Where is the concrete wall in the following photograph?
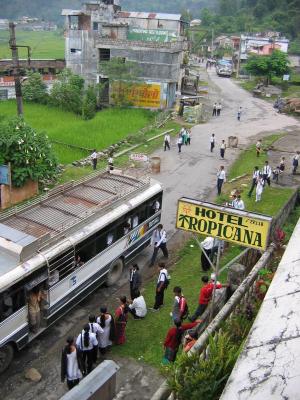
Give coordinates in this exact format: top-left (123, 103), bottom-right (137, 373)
top-left (0, 180), bottom-right (38, 209)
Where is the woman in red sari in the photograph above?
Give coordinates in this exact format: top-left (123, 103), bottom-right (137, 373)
top-left (115, 296), bottom-right (128, 345)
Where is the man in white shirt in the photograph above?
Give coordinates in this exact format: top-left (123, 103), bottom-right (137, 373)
top-left (152, 262), bottom-right (169, 310)
top-left (150, 224), bottom-right (168, 266)
top-left (210, 133), bottom-right (215, 152)
top-left (164, 133), bottom-right (171, 151)
top-left (91, 149), bottom-right (98, 170)
top-left (248, 166), bottom-right (260, 197)
top-left (88, 315), bottom-right (103, 362)
top-left (201, 236), bottom-right (214, 271)
top-left (217, 166), bottom-right (226, 195)
top-left (262, 161), bottom-right (272, 186)
top-left (220, 140), bottom-right (226, 159)
top-left (235, 195), bottom-right (245, 210)
top-left (128, 290), bottom-right (147, 319)
top-left (176, 135), bottom-right (183, 153)
top-left (76, 324), bottom-right (98, 375)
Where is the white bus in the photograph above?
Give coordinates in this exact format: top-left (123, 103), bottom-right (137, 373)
top-left (0, 170), bottom-right (163, 372)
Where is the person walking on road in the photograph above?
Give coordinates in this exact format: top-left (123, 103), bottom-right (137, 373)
top-left (212, 103), bottom-right (217, 117)
top-left (76, 324), bottom-right (98, 375)
top-left (186, 129), bottom-right (191, 145)
top-left (176, 135), bottom-right (183, 153)
top-left (61, 336), bottom-right (83, 390)
top-left (220, 139), bottom-right (226, 159)
top-left (150, 224), bottom-right (168, 266)
top-left (164, 133), bottom-right (171, 151)
top-left (210, 133), bottom-right (215, 152)
top-left (262, 161), bottom-right (272, 186)
top-left (129, 264), bottom-right (142, 300)
top-left (217, 166), bottom-right (226, 195)
top-left (237, 106), bottom-right (242, 121)
top-left (292, 151), bottom-right (300, 175)
top-left (216, 102), bottom-right (222, 116)
top-left (91, 149), bottom-right (98, 170)
top-left (248, 166), bottom-right (260, 197)
top-left (152, 262), bottom-right (169, 311)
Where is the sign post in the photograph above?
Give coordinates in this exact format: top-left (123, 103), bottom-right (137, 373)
top-left (176, 197), bottom-right (272, 321)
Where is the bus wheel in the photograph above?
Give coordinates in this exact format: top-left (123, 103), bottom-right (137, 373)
top-left (106, 258), bottom-right (124, 286)
top-left (0, 344), bottom-right (14, 373)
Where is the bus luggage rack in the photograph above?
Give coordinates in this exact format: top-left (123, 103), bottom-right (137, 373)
top-left (0, 170), bottom-right (150, 242)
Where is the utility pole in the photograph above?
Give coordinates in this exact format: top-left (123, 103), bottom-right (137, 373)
top-left (211, 28), bottom-right (214, 58)
top-left (9, 22), bottom-right (23, 116)
top-left (236, 34), bottom-right (242, 79)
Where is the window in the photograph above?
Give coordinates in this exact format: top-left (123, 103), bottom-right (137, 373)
top-left (0, 89), bottom-right (8, 100)
top-left (93, 22), bottom-right (99, 31)
top-left (99, 48), bottom-right (110, 62)
top-left (48, 247), bottom-right (75, 282)
top-left (70, 48), bottom-right (82, 54)
top-left (0, 283), bottom-right (25, 322)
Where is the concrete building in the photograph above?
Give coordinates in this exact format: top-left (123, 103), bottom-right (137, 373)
top-left (240, 34), bottom-right (289, 60)
top-left (62, 1), bottom-right (188, 109)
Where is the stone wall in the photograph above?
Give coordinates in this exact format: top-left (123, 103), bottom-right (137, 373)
top-left (0, 180), bottom-right (38, 209)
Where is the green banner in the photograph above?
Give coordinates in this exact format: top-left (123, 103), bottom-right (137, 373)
top-left (127, 28), bottom-right (177, 43)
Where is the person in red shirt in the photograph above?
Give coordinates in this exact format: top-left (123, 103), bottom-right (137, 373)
top-left (188, 275), bottom-right (223, 322)
top-left (163, 319), bottom-right (200, 363)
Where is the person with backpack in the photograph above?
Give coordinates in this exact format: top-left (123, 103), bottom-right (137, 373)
top-left (152, 262), bottom-right (170, 311)
top-left (97, 307), bottom-right (115, 356)
top-left (163, 319), bottom-right (198, 363)
top-left (61, 336), bottom-right (83, 390)
top-left (88, 315), bottom-right (103, 362)
top-left (171, 287), bottom-right (188, 321)
top-left (76, 324), bottom-right (98, 375)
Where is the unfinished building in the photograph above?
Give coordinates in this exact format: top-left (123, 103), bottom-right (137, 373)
top-left (62, 1), bottom-right (188, 109)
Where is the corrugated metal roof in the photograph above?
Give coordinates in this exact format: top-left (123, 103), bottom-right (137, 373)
top-left (117, 11), bottom-right (182, 21)
top-left (61, 9), bottom-right (85, 16)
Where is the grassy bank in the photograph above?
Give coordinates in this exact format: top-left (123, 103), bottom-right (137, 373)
top-left (0, 30), bottom-right (64, 59)
top-left (0, 101), bottom-right (155, 164)
top-left (110, 132), bottom-right (295, 367)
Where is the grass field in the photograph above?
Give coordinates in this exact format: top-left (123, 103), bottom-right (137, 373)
top-left (0, 101), bottom-right (155, 163)
top-left (0, 30), bottom-right (64, 59)
top-left (110, 132), bottom-right (296, 367)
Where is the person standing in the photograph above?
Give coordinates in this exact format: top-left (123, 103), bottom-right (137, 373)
top-left (279, 156), bottom-right (285, 172)
top-left (115, 296), bottom-right (128, 345)
top-left (171, 287), bottom-right (188, 321)
top-left (164, 133), bottom-right (171, 151)
top-left (61, 337), bottom-right (83, 390)
top-left (186, 129), bottom-right (191, 145)
top-left (262, 161), bottom-right (272, 186)
top-left (216, 102), bottom-right (222, 116)
top-left (76, 324), bottom-right (98, 375)
top-left (200, 236), bottom-right (214, 271)
top-left (176, 135), bottom-right (183, 153)
top-left (189, 276), bottom-right (223, 322)
top-left (91, 149), bottom-right (98, 170)
top-left (212, 103), bottom-right (217, 117)
top-left (217, 166), bottom-right (226, 195)
top-left (152, 262), bottom-right (169, 311)
top-left (97, 307), bottom-right (115, 355)
top-left (28, 287), bottom-right (43, 333)
top-left (292, 151), bottom-right (300, 175)
top-left (256, 140), bottom-right (262, 157)
top-left (88, 315), bottom-right (103, 363)
top-left (128, 290), bottom-right (147, 319)
top-left (210, 133), bottom-right (215, 152)
top-left (255, 176), bottom-right (264, 202)
top-left (220, 140), bottom-right (226, 159)
top-left (150, 224), bottom-right (168, 266)
top-left (248, 166), bottom-right (260, 197)
top-left (129, 264), bottom-right (141, 300)
top-left (107, 154), bottom-right (114, 172)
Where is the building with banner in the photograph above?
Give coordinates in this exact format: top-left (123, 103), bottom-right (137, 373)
top-left (62, 1), bottom-right (188, 109)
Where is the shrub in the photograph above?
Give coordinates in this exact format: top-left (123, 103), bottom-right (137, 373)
top-left (82, 85), bottom-right (97, 120)
top-left (0, 117), bottom-right (57, 187)
top-left (22, 71), bottom-right (48, 104)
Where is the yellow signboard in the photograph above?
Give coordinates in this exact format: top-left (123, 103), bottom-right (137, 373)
top-left (111, 82), bottom-right (161, 108)
top-left (176, 198), bottom-right (272, 251)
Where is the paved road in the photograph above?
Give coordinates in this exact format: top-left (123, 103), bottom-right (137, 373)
top-left (0, 68), bottom-right (298, 400)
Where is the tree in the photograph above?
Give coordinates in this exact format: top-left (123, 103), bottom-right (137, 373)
top-left (22, 71), bottom-right (48, 104)
top-left (82, 85), bottom-right (98, 120)
top-left (99, 57), bottom-right (141, 106)
top-left (245, 50), bottom-right (289, 84)
top-left (49, 69), bottom-right (84, 115)
top-left (0, 117), bottom-right (57, 187)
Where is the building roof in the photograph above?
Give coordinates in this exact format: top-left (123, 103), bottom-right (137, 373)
top-left (117, 11), bottom-right (182, 21)
top-left (61, 9), bottom-right (85, 16)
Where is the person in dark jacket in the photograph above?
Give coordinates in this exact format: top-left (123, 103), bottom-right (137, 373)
top-left (129, 264), bottom-right (142, 299)
top-left (61, 337), bottom-right (83, 390)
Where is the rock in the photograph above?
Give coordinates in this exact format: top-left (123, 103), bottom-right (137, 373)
top-left (25, 368), bottom-right (42, 382)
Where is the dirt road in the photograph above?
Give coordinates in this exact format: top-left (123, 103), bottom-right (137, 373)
top-left (0, 66), bottom-right (299, 400)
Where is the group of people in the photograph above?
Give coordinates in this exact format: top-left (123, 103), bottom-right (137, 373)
top-left (212, 102), bottom-right (222, 117)
top-left (164, 127), bottom-right (191, 153)
top-left (210, 133), bottom-right (227, 159)
top-left (90, 149), bottom-right (114, 172)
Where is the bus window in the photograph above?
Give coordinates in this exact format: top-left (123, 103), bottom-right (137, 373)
top-left (106, 233), bottom-right (114, 246)
top-left (0, 285), bottom-right (25, 322)
top-left (74, 254), bottom-right (84, 268)
top-left (123, 222), bottom-right (131, 235)
top-left (48, 248), bottom-right (75, 281)
top-left (132, 215), bottom-right (139, 228)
